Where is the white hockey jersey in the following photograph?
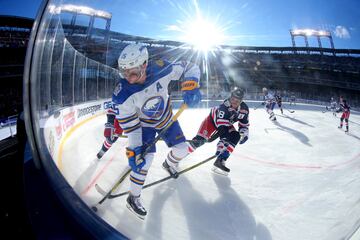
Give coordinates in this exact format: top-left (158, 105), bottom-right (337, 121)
top-left (264, 91), bottom-right (276, 104)
top-left (112, 59), bottom-right (200, 147)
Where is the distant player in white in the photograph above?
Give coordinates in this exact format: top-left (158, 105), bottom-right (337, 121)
top-left (112, 44), bottom-right (201, 219)
top-left (289, 93), bottom-right (296, 106)
top-left (262, 87), bottom-right (277, 121)
top-left (326, 97), bottom-right (337, 116)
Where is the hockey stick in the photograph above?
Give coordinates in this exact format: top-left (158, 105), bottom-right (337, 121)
top-left (96, 154), bottom-right (218, 199)
top-left (91, 103), bottom-right (188, 211)
top-left (283, 105), bottom-right (295, 113)
top-left (253, 102), bottom-right (264, 110)
top-left (322, 106), bottom-right (330, 113)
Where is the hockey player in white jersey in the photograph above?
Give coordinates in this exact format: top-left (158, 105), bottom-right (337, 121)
top-left (112, 43), bottom-right (201, 219)
top-left (326, 97), bottom-right (337, 116)
top-left (262, 87), bottom-right (277, 121)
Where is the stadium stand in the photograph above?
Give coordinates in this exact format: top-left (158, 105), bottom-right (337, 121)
top-left (0, 16), bottom-right (32, 122)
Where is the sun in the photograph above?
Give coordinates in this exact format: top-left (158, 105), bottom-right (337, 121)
top-left (183, 17), bottom-right (226, 52)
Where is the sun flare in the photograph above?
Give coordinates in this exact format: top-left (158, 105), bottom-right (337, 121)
top-left (183, 17), bottom-right (226, 52)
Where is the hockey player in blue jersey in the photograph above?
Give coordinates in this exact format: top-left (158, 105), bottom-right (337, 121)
top-left (189, 88), bottom-right (249, 175)
top-left (275, 92), bottom-right (283, 114)
top-left (112, 43), bottom-right (201, 219)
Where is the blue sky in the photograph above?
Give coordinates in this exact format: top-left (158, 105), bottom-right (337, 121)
top-left (1, 0), bottom-right (360, 49)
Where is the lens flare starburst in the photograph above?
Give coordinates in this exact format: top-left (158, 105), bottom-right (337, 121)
top-left (183, 17), bottom-right (226, 52)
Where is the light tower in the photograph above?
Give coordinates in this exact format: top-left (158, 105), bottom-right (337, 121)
top-left (290, 29), bottom-right (335, 55)
top-left (58, 4), bottom-right (112, 42)
top-left (49, 4), bottom-right (112, 63)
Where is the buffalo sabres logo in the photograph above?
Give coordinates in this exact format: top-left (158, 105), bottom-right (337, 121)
top-left (141, 96), bottom-right (165, 118)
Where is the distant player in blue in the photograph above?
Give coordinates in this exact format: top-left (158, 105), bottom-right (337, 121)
top-left (275, 92), bottom-right (283, 114)
top-left (112, 44), bottom-right (201, 219)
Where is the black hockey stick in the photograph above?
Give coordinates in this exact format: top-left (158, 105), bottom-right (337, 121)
top-left (283, 105), bottom-right (295, 113)
top-left (91, 103), bottom-right (188, 211)
top-left (96, 154), bottom-right (218, 199)
top-left (322, 106), bottom-right (330, 113)
top-left (253, 102), bottom-right (264, 110)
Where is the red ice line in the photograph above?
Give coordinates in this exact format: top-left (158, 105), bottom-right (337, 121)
top-left (241, 152), bottom-right (360, 170)
top-left (240, 152), bottom-right (360, 216)
top-left (81, 155), bottom-right (115, 196)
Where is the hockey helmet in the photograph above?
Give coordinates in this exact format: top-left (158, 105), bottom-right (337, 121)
top-left (262, 87), bottom-right (268, 93)
top-left (118, 44), bottom-right (148, 79)
top-left (231, 88), bottom-right (245, 100)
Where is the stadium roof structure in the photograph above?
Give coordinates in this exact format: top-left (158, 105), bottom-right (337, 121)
top-left (290, 28), bottom-right (335, 54)
top-left (0, 15), bottom-right (33, 29)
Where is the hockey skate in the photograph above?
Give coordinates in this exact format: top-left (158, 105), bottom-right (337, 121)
top-left (96, 149), bottom-right (105, 159)
top-left (269, 112), bottom-right (276, 121)
top-left (162, 161), bottom-right (179, 179)
top-left (269, 115), bottom-right (276, 121)
top-left (212, 158), bottom-right (230, 176)
top-left (126, 194), bottom-right (147, 220)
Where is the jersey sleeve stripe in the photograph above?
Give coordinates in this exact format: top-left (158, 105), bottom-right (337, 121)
top-left (183, 76), bottom-right (199, 83)
top-left (118, 113), bottom-right (138, 124)
top-left (155, 109), bottom-right (173, 129)
top-left (239, 122), bottom-right (249, 127)
top-left (122, 122), bottom-right (141, 133)
top-left (130, 175), bottom-right (145, 185)
top-left (215, 120), bottom-right (231, 127)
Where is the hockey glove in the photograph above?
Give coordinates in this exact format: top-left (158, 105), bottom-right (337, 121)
top-left (182, 89), bottom-right (201, 107)
top-left (261, 101), bottom-right (265, 105)
top-left (239, 128), bottom-right (249, 144)
top-left (104, 122), bottom-right (115, 141)
top-left (181, 80), bottom-right (201, 107)
top-left (126, 146), bottom-right (146, 173)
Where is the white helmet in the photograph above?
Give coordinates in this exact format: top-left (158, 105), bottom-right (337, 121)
top-left (262, 87), bottom-right (268, 93)
top-left (118, 44), bottom-right (148, 73)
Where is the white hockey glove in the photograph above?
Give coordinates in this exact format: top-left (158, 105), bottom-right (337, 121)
top-left (239, 128), bottom-right (249, 144)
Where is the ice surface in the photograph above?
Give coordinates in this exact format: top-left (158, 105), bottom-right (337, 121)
top-left (59, 103), bottom-right (360, 240)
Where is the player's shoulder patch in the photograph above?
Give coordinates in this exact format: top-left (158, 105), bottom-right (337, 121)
top-left (113, 82), bottom-right (122, 96)
top-left (155, 59), bottom-right (164, 67)
top-left (112, 81), bottom-right (130, 105)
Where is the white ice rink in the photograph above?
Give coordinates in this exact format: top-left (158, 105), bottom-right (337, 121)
top-left (57, 103), bottom-right (360, 240)
top-left (0, 125), bottom-right (16, 141)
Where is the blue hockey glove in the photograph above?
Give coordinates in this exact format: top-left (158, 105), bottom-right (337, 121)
top-left (239, 128), bottom-right (249, 144)
top-left (126, 146), bottom-right (146, 173)
top-left (182, 88), bottom-right (201, 107)
top-left (181, 80), bottom-right (201, 107)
